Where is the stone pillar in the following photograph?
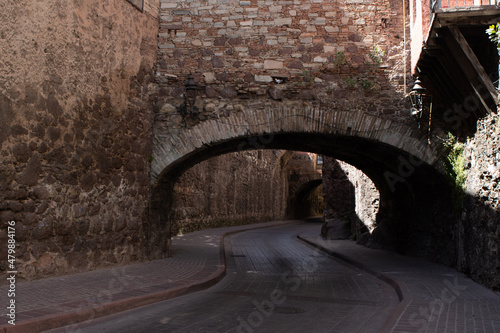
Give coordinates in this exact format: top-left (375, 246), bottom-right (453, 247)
top-left (321, 157), bottom-right (355, 239)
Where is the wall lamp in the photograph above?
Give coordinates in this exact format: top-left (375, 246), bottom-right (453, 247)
top-left (178, 74), bottom-right (200, 121)
top-left (408, 79), bottom-right (426, 124)
top-left (408, 78), bottom-right (433, 144)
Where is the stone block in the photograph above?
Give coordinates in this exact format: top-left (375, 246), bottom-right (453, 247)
top-left (161, 2), bottom-right (178, 9)
top-left (274, 17), bottom-right (292, 26)
top-left (314, 56), bottom-right (328, 63)
top-left (264, 60), bottom-right (283, 69)
top-left (325, 26), bottom-right (339, 33)
top-left (159, 44), bottom-right (176, 49)
top-left (203, 72), bottom-right (216, 83)
top-left (255, 75), bottom-right (273, 82)
top-left (324, 45), bottom-right (336, 53)
top-left (314, 17), bottom-right (326, 25)
top-left (235, 46), bottom-right (249, 52)
top-left (173, 10), bottom-right (191, 15)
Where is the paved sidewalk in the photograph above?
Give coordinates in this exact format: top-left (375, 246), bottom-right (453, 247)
top-left (298, 230), bottom-right (500, 333)
top-left (0, 220), bottom-right (297, 333)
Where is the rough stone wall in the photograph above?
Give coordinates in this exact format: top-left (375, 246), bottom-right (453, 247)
top-left (171, 150), bottom-right (289, 235)
top-left (0, 0), bottom-right (158, 281)
top-left (461, 114), bottom-right (500, 290)
top-left (321, 157), bottom-right (356, 239)
top-left (285, 152), bottom-right (323, 219)
top-left (322, 157), bottom-right (379, 240)
top-left (156, 0), bottom-right (410, 125)
top-left (341, 160), bottom-right (379, 233)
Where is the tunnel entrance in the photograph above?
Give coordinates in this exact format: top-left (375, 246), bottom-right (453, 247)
top-left (150, 115), bottom-right (456, 268)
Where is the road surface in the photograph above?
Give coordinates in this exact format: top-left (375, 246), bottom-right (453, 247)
top-left (49, 223), bottom-right (398, 333)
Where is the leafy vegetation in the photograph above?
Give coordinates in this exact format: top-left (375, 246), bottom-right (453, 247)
top-left (486, 22), bottom-right (500, 51)
top-left (361, 79), bottom-right (373, 90)
top-left (345, 77), bottom-right (356, 88)
top-left (334, 51), bottom-right (345, 66)
top-left (302, 70), bottom-right (315, 84)
top-left (368, 45), bottom-right (385, 64)
top-left (443, 133), bottom-right (467, 213)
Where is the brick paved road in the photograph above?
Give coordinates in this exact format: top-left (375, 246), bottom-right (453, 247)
top-left (298, 229), bottom-right (500, 333)
top-left (47, 223), bottom-right (399, 332)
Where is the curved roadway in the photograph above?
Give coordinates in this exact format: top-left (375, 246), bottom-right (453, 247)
top-left (51, 223), bottom-right (399, 332)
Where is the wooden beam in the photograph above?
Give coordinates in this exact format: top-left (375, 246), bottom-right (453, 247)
top-left (436, 8), bottom-right (500, 26)
top-left (434, 37), bottom-right (477, 99)
top-left (443, 26), bottom-right (498, 112)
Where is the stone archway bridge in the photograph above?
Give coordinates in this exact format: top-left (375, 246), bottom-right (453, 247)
top-left (151, 101), bottom-right (444, 183)
top-left (148, 100), bottom-right (455, 265)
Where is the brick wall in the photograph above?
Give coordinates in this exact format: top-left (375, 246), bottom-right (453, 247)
top-left (157, 0), bottom-right (409, 117)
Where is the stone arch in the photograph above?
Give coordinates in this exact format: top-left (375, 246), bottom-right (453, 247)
top-left (149, 104), bottom-right (455, 265)
top-left (151, 104), bottom-right (445, 182)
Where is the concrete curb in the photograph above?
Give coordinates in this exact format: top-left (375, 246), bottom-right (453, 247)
top-left (296, 234), bottom-right (412, 333)
top-left (0, 220), bottom-right (299, 333)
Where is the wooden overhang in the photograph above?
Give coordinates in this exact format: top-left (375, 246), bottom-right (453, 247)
top-left (414, 6), bottom-right (500, 134)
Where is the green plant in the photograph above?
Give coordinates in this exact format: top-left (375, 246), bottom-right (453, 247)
top-left (302, 70), bottom-right (315, 84)
top-left (443, 133), bottom-right (467, 214)
top-left (148, 155), bottom-right (154, 163)
top-left (334, 52), bottom-right (345, 66)
top-left (345, 77), bottom-right (356, 88)
top-left (486, 22), bottom-right (500, 51)
top-left (361, 79), bottom-right (373, 90)
top-left (368, 45), bottom-right (385, 64)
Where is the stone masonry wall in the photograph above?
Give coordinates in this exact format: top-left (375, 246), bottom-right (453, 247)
top-left (321, 157), bottom-right (355, 239)
top-left (322, 157), bottom-right (379, 240)
top-left (156, 0), bottom-right (411, 127)
top-left (171, 150), bottom-right (289, 235)
top-left (0, 0), bottom-right (159, 281)
top-left (285, 152), bottom-right (323, 219)
top-left (461, 114), bottom-right (500, 290)
top-left (341, 160), bottom-right (379, 233)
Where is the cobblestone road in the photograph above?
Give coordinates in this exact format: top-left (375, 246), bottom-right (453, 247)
top-left (49, 223), bottom-right (398, 333)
